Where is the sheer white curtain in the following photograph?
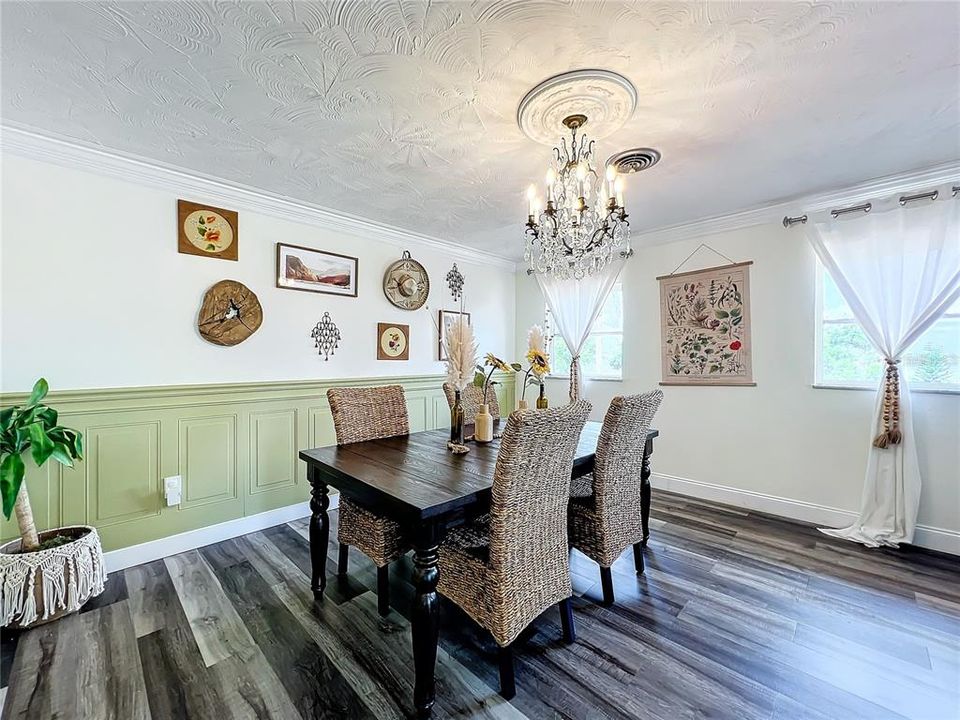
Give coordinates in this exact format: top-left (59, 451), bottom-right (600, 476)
top-left (536, 257), bottom-right (625, 401)
top-left (805, 190), bottom-right (960, 547)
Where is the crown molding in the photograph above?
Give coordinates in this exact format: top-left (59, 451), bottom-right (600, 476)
top-left (4, 124), bottom-right (957, 264)
top-left (0, 124), bottom-right (517, 271)
top-left (634, 159), bottom-right (960, 246)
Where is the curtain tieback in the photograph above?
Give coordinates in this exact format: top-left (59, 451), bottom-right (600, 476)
top-left (569, 355), bottom-right (582, 402)
top-left (873, 358), bottom-right (903, 449)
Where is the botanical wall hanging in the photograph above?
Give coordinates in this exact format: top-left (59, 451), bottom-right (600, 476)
top-left (277, 243), bottom-right (358, 297)
top-left (377, 323), bottom-right (410, 360)
top-left (177, 199), bottom-right (238, 261)
top-left (658, 260), bottom-right (754, 386)
top-left (383, 251), bottom-right (430, 310)
top-left (197, 279), bottom-right (263, 346)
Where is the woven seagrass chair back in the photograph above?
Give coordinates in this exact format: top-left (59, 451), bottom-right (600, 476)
top-left (487, 400), bottom-right (591, 638)
top-left (442, 383), bottom-right (501, 425)
top-left (326, 385), bottom-right (409, 445)
top-left (593, 391), bottom-right (663, 512)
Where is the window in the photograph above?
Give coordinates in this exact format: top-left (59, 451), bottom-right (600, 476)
top-left (817, 268), bottom-right (960, 391)
top-left (545, 284), bottom-right (623, 380)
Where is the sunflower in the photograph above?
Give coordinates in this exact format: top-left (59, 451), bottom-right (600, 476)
top-left (526, 349), bottom-right (550, 377)
top-left (484, 353), bottom-right (512, 373)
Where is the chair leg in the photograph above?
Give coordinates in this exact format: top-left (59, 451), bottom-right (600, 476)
top-left (633, 542), bottom-right (645, 575)
top-left (498, 645), bottom-right (516, 699)
top-left (337, 543), bottom-right (349, 576)
top-left (599, 566), bottom-right (615, 606)
top-left (377, 564), bottom-right (390, 617)
top-left (559, 598), bottom-right (576, 643)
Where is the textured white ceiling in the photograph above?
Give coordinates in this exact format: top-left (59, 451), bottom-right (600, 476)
top-left (2, 1), bottom-right (958, 258)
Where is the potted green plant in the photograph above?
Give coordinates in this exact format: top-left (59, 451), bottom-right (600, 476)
top-left (0, 378), bottom-right (105, 628)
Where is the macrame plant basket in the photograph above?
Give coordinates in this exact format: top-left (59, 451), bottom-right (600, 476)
top-left (0, 525), bottom-right (106, 629)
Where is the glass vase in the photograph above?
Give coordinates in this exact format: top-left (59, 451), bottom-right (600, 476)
top-left (450, 390), bottom-right (465, 445)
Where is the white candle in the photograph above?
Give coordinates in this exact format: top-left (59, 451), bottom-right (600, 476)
top-left (615, 177), bottom-right (625, 207)
top-left (606, 165), bottom-right (617, 198)
top-left (527, 184), bottom-right (536, 216)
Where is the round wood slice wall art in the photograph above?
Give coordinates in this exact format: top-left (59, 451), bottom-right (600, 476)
top-left (197, 279), bottom-right (263, 346)
top-left (383, 250), bottom-right (430, 310)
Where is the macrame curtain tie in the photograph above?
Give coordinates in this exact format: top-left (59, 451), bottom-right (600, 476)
top-left (569, 356), bottom-right (582, 402)
top-left (873, 358), bottom-right (903, 449)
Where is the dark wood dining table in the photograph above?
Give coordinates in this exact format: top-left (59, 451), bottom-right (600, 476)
top-left (299, 421), bottom-right (658, 717)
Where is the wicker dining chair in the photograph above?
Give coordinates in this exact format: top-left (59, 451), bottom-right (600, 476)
top-left (437, 400), bottom-right (592, 699)
top-left (569, 390), bottom-right (663, 605)
top-left (326, 385), bottom-right (412, 616)
top-left (442, 382), bottom-right (501, 425)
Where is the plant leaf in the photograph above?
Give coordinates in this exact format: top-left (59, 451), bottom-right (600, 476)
top-left (26, 422), bottom-right (55, 466)
top-left (50, 443), bottom-right (75, 468)
top-left (0, 452), bottom-right (25, 520)
top-left (27, 378), bottom-right (48, 405)
top-left (510, 363), bottom-right (523, 372)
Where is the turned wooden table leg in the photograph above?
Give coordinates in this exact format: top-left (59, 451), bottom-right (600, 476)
top-left (308, 466), bottom-right (330, 598)
top-left (640, 436), bottom-right (653, 548)
top-left (412, 523), bottom-right (440, 718)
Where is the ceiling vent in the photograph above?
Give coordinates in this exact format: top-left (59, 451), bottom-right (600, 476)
top-left (607, 148), bottom-right (661, 174)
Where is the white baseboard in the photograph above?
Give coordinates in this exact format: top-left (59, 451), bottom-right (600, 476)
top-left (104, 495), bottom-right (339, 573)
top-left (653, 472), bottom-right (960, 556)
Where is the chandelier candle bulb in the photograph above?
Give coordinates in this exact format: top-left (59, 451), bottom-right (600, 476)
top-left (615, 177), bottom-right (625, 207)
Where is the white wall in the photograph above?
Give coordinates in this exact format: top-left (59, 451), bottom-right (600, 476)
top-left (0, 154), bottom-right (516, 392)
top-left (516, 223), bottom-right (960, 551)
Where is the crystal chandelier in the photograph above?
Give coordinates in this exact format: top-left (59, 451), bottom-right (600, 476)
top-left (524, 114), bottom-right (631, 280)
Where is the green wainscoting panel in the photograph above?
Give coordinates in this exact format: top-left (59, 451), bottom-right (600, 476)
top-left (0, 373), bottom-right (515, 552)
top-left (178, 414), bottom-right (238, 509)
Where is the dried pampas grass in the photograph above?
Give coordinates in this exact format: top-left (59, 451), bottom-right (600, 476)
top-left (443, 316), bottom-right (478, 391)
top-left (527, 324), bottom-right (547, 354)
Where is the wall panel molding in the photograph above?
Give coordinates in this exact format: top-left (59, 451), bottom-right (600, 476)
top-left (0, 373), bottom-right (514, 552)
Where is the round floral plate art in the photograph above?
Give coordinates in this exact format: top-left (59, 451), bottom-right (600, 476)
top-left (377, 323), bottom-right (410, 360)
top-left (177, 199), bottom-right (239, 261)
top-left (185, 209), bottom-right (234, 254)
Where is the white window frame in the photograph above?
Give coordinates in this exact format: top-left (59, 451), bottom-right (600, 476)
top-left (544, 283), bottom-right (624, 382)
top-left (814, 263), bottom-right (960, 395)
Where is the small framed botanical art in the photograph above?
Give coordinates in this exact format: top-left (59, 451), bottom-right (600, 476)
top-left (377, 323), bottom-right (409, 361)
top-left (438, 310), bottom-right (471, 361)
top-left (178, 200), bottom-right (238, 261)
top-left (277, 243), bottom-right (358, 297)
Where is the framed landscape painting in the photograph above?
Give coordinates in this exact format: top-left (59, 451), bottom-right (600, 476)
top-left (658, 261), bottom-right (755, 386)
top-left (276, 243), bottom-right (358, 297)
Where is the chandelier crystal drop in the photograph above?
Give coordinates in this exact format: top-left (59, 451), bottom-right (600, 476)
top-left (524, 114), bottom-right (631, 280)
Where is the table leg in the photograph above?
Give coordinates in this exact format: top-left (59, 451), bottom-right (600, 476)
top-left (308, 466), bottom-right (330, 598)
top-left (640, 436), bottom-right (653, 548)
top-left (411, 523), bottom-right (440, 718)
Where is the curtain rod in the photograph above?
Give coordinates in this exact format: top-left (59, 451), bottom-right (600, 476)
top-left (782, 184), bottom-right (958, 228)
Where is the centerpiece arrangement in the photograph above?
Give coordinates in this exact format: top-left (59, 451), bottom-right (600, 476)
top-left (441, 314), bottom-right (478, 453)
top-left (473, 354), bottom-right (521, 442)
top-left (518, 324), bottom-right (551, 410)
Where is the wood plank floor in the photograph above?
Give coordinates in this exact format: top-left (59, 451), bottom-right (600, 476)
top-left (2, 491), bottom-right (958, 719)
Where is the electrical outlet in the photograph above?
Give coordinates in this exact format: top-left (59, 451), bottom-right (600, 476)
top-left (164, 475), bottom-right (182, 507)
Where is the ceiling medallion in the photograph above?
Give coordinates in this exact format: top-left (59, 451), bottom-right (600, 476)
top-left (383, 250), bottom-right (430, 310)
top-left (517, 69), bottom-right (637, 145)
